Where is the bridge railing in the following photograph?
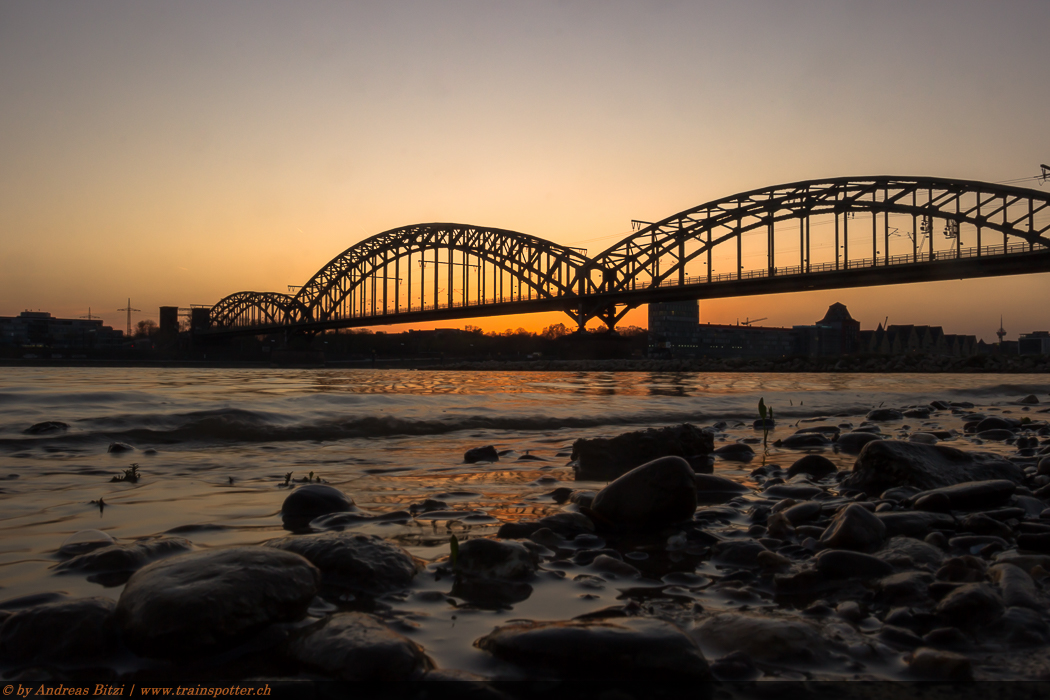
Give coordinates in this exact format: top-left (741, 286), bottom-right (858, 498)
top-left (653, 240), bottom-right (1046, 289)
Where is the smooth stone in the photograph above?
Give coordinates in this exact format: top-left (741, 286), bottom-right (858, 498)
top-left (476, 617), bottom-right (711, 680)
top-left (571, 424), bottom-right (714, 481)
top-left (978, 429), bottom-right (1015, 441)
top-left (876, 536), bottom-right (946, 568)
top-left (867, 409), bottom-right (904, 421)
top-left (265, 532), bottom-right (419, 595)
top-left (835, 432), bottom-right (883, 454)
top-left (992, 606), bottom-right (1050, 647)
top-left (24, 421), bottom-right (69, 434)
top-left (779, 433), bottom-right (831, 449)
top-left (454, 538), bottom-right (536, 580)
top-left (795, 425), bottom-right (841, 436)
top-left (959, 513), bottom-right (1014, 539)
top-left (904, 408), bottom-right (932, 419)
top-left (787, 455), bottom-right (837, 479)
top-left (58, 530), bottom-right (115, 557)
top-left (54, 536), bottom-right (193, 582)
top-left (877, 572), bottom-right (935, 605)
top-left (590, 456), bottom-right (697, 532)
top-left (115, 546), bottom-right (320, 658)
top-left (694, 474), bottom-right (750, 494)
top-left (782, 501), bottom-right (822, 525)
top-left (1019, 395), bottom-right (1040, 405)
top-left (752, 418), bottom-right (776, 430)
top-left (907, 647), bottom-right (973, 680)
top-left (288, 612), bottom-right (431, 681)
top-left (815, 549), bottom-right (895, 579)
top-left (464, 445), bottom-right (499, 463)
top-left (1037, 456), bottom-right (1050, 476)
top-left (909, 433), bottom-right (939, 445)
top-left (711, 443), bottom-right (755, 463)
top-left (976, 417), bottom-right (1019, 432)
top-left (877, 511), bottom-right (955, 538)
top-left (819, 503), bottom-right (886, 552)
top-left (908, 480), bottom-right (1018, 511)
top-left (107, 442), bottom-right (133, 453)
top-left (535, 511), bottom-right (595, 536)
top-left (935, 583), bottom-right (1005, 627)
top-left (949, 535), bottom-right (1009, 553)
top-left (763, 484), bottom-right (823, 500)
top-left (913, 492), bottom-right (952, 513)
top-left (712, 540), bottom-right (768, 567)
top-left (988, 563), bottom-right (1041, 610)
top-left (880, 624), bottom-right (924, 648)
top-left (589, 555), bottom-right (640, 578)
top-left (0, 597), bottom-right (116, 664)
top-left (691, 613), bottom-right (831, 664)
top-left (281, 484), bottom-right (355, 525)
top-left (844, 440), bottom-right (1023, 495)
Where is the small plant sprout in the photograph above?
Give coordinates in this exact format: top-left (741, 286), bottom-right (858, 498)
top-left (758, 398), bottom-right (773, 448)
top-left (283, 472), bottom-right (293, 486)
top-left (449, 534), bottom-right (460, 571)
top-left (111, 464), bottom-right (140, 483)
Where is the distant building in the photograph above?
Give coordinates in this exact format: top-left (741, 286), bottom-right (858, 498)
top-left (0, 311), bottom-right (124, 349)
top-left (857, 324), bottom-right (976, 357)
top-left (1019, 331), bottom-right (1050, 356)
top-left (648, 300), bottom-right (701, 356)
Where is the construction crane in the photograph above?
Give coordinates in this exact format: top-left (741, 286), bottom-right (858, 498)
top-left (117, 298), bottom-right (140, 337)
top-left (740, 317), bottom-right (768, 326)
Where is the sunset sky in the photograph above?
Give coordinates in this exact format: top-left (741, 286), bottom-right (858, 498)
top-left (2, 1), bottom-right (1048, 341)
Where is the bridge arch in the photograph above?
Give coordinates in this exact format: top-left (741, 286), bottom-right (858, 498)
top-left (291, 223), bottom-right (599, 324)
top-left (210, 291), bottom-right (311, 329)
top-left (594, 176), bottom-right (1050, 294)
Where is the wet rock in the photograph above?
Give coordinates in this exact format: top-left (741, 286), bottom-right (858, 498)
top-left (753, 418), bottom-right (775, 430)
top-left (310, 510), bottom-right (413, 530)
top-left (24, 421), bottom-right (69, 435)
top-left (281, 484), bottom-right (356, 526)
top-left (476, 617), bottom-right (711, 680)
top-left (978, 429), bottom-right (1015, 441)
top-left (921, 627), bottom-right (971, 651)
top-left (58, 529), bottom-right (115, 557)
top-left (691, 612), bottom-right (830, 664)
top-left (54, 536), bottom-right (193, 582)
top-left (992, 606), bottom-right (1050, 646)
top-left (709, 651), bottom-right (759, 680)
top-left (876, 536), bottom-right (946, 568)
top-left (907, 647), bottom-right (973, 680)
top-left (909, 433), bottom-right (939, 445)
top-left (1019, 395), bottom-right (1040, 405)
top-left (904, 408), bottom-right (932, 419)
top-left (763, 484), bottom-right (823, 500)
top-left (288, 612), bottom-right (431, 680)
top-left (989, 563), bottom-right (1041, 610)
top-left (935, 583), bottom-right (1004, 627)
top-left (590, 555), bottom-right (640, 578)
top-left (877, 511), bottom-right (955, 538)
top-left (712, 443), bottom-right (755, 461)
top-left (1038, 456), bottom-right (1050, 476)
top-left (844, 440), bottom-right (1023, 495)
top-left (908, 480), bottom-right (1017, 511)
top-left (880, 624), bottom-right (924, 648)
top-left (819, 503), bottom-right (886, 552)
top-left (712, 538), bottom-right (768, 566)
top-left (410, 498), bottom-right (450, 514)
top-left (782, 500), bottom-right (822, 525)
top-left (455, 538), bottom-right (536, 580)
top-left (913, 492), bottom-right (952, 513)
top-left (590, 456), bottom-right (697, 532)
top-left (835, 432), bottom-right (883, 454)
top-left (0, 597), bottom-right (116, 664)
top-left (571, 424), bottom-right (714, 481)
top-left (976, 416), bottom-right (1019, 432)
top-left (779, 433), bottom-right (831, 449)
top-left (867, 408), bottom-right (903, 421)
top-left (115, 546), bottom-right (320, 658)
top-left (265, 532), bottom-right (419, 595)
top-left (535, 511), bottom-right (594, 537)
top-left (107, 442), bottom-right (133, 453)
top-left (959, 513), bottom-right (1014, 539)
top-left (694, 474), bottom-right (750, 504)
top-left (787, 455), bottom-right (837, 479)
top-left (877, 572), bottom-right (935, 605)
top-left (814, 549), bottom-right (895, 579)
top-left (464, 446), bottom-right (499, 463)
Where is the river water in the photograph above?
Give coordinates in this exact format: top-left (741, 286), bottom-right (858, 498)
top-left (0, 367), bottom-right (1047, 680)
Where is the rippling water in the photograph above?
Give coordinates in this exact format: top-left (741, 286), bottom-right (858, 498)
top-left (0, 367), bottom-right (1047, 679)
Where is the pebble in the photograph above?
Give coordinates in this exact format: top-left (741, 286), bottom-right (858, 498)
top-left (0, 597), bottom-right (117, 664)
top-left (691, 612), bottom-right (832, 664)
top-left (910, 480), bottom-right (1018, 511)
top-left (815, 549), bottom-right (895, 579)
top-left (288, 612), bottom-right (432, 680)
top-left (835, 432), bottom-right (883, 454)
top-left (464, 445), bottom-right (499, 463)
top-left (845, 440), bottom-right (1023, 494)
top-left (475, 617), bottom-right (711, 680)
top-left (571, 424), bottom-right (714, 481)
top-left (907, 647), bottom-right (973, 680)
top-left (115, 546), bottom-right (320, 658)
top-left (786, 454), bottom-right (837, 479)
top-left (265, 531), bottom-right (420, 595)
top-left (935, 583), bottom-right (1005, 627)
top-left (54, 536), bottom-right (193, 578)
top-left (590, 456), bottom-right (698, 532)
top-left (867, 409), bottom-right (904, 421)
top-left (453, 538), bottom-right (537, 580)
top-left (819, 503), bottom-right (887, 552)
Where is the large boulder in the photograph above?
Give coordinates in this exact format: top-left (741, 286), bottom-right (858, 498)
top-left (572, 424), bottom-right (714, 481)
top-left (589, 456), bottom-right (697, 532)
top-left (265, 532), bottom-right (420, 596)
top-left (115, 546), bottom-right (320, 658)
top-left (843, 441), bottom-right (1023, 495)
top-left (288, 612), bottom-right (432, 681)
top-left (281, 484), bottom-right (356, 527)
top-left (475, 617), bottom-right (710, 680)
top-left (454, 538), bottom-right (537, 580)
top-left (0, 597), bottom-right (117, 664)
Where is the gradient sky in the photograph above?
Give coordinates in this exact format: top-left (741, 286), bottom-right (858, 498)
top-left (2, 1), bottom-right (1048, 340)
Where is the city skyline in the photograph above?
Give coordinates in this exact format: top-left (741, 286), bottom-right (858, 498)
top-left (2, 1), bottom-right (1048, 339)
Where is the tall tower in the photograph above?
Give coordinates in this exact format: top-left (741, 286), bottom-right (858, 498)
top-left (996, 316), bottom-right (1006, 346)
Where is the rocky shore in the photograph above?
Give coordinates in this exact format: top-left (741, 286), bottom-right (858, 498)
top-left (3, 393), bottom-right (1050, 689)
top-left (427, 354), bottom-right (1050, 374)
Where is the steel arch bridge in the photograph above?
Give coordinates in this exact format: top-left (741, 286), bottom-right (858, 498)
top-left (203, 175), bottom-right (1050, 336)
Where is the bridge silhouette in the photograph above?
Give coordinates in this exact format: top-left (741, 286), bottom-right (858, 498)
top-left (204, 176), bottom-right (1050, 337)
